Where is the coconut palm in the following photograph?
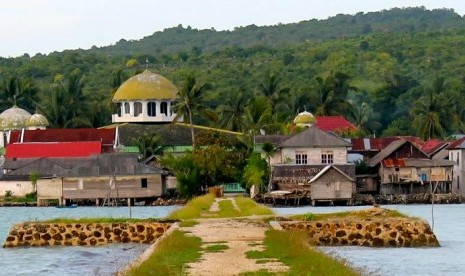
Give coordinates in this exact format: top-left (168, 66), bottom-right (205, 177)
top-left (259, 71), bottom-right (290, 110)
top-left (41, 73), bottom-right (91, 128)
top-left (0, 76), bottom-right (39, 111)
top-left (131, 133), bottom-right (165, 160)
top-left (314, 72), bottom-right (354, 116)
top-left (174, 74), bottom-right (212, 147)
top-left (218, 89), bottom-right (248, 131)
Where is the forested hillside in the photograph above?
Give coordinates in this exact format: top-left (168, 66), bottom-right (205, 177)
top-left (0, 7), bottom-right (465, 140)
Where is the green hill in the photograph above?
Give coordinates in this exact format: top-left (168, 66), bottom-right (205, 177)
top-left (0, 7), bottom-right (464, 139)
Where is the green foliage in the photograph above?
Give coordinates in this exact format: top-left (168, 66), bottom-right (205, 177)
top-left (161, 153), bottom-right (202, 197)
top-left (130, 133), bottom-right (164, 160)
top-left (303, 213), bottom-right (315, 221)
top-left (242, 152), bottom-right (269, 192)
top-left (127, 230), bottom-right (202, 276)
top-left (4, 190), bottom-right (13, 197)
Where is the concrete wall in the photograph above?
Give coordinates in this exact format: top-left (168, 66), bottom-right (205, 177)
top-left (0, 179), bottom-right (36, 197)
top-left (281, 147), bottom-right (347, 165)
top-left (4, 222), bottom-right (173, 247)
top-left (62, 175), bottom-right (163, 199)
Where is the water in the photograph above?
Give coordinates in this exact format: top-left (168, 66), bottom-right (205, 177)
top-left (0, 206), bottom-right (177, 275)
top-left (273, 204), bottom-right (465, 276)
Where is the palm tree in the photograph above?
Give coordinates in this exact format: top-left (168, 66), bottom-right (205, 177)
top-left (347, 101), bottom-right (381, 134)
top-left (218, 89), bottom-right (248, 131)
top-left (131, 133), bottom-right (165, 160)
top-left (259, 71), bottom-right (290, 110)
top-left (241, 97), bottom-right (273, 147)
top-left (41, 73), bottom-right (91, 128)
top-left (0, 76), bottom-right (39, 111)
top-left (412, 75), bottom-right (451, 139)
top-left (174, 74), bottom-right (212, 147)
top-left (314, 72), bottom-right (354, 116)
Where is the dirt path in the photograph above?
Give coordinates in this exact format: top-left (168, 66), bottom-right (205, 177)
top-left (182, 198), bottom-right (288, 275)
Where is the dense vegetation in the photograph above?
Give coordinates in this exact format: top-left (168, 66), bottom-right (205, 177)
top-left (1, 7), bottom-right (464, 140)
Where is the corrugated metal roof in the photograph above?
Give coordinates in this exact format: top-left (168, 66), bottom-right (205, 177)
top-left (6, 142), bottom-right (102, 158)
top-left (59, 153), bottom-right (165, 177)
top-left (309, 165), bottom-right (354, 183)
top-left (9, 128), bottom-right (116, 152)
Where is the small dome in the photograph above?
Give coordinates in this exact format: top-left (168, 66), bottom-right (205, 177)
top-left (293, 111), bottom-right (316, 125)
top-left (25, 112), bottom-right (49, 128)
top-left (0, 105), bottom-right (32, 130)
top-left (112, 70), bottom-right (178, 102)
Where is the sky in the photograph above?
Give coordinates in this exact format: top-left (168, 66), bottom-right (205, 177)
top-left (0, 0), bottom-right (463, 58)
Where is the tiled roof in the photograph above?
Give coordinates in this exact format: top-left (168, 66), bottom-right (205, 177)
top-left (6, 142), bottom-right (102, 158)
top-left (9, 128), bottom-right (116, 152)
top-left (279, 126), bottom-right (351, 148)
top-left (314, 116), bottom-right (358, 132)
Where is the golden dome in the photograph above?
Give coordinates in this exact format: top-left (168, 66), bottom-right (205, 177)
top-left (25, 112), bottom-right (49, 128)
top-left (0, 105), bottom-right (32, 130)
top-left (112, 70), bottom-right (178, 102)
top-left (293, 111), bottom-right (315, 125)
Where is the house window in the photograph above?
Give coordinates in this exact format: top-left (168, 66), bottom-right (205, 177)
top-left (124, 102), bottom-right (130, 114)
top-left (134, 102), bottom-right (142, 116)
top-left (160, 102), bottom-right (168, 116)
top-left (457, 153), bottom-right (460, 167)
top-left (321, 150), bottom-right (334, 164)
top-left (147, 102), bottom-right (156, 117)
top-left (141, 178), bottom-right (148, 188)
top-left (295, 152), bottom-right (307, 164)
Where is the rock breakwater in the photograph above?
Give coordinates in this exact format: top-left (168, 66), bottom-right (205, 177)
top-left (3, 222), bottom-right (173, 248)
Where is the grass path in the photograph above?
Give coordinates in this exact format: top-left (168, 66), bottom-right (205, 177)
top-left (182, 197), bottom-right (288, 275)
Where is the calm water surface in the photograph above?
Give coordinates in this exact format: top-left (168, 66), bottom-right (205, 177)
top-left (0, 206), bottom-right (177, 275)
top-left (273, 204), bottom-right (465, 276)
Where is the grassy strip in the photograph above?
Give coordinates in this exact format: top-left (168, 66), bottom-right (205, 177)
top-left (291, 209), bottom-right (407, 221)
top-left (204, 243), bottom-right (229, 252)
top-left (235, 196), bottom-right (274, 216)
top-left (217, 199), bottom-right (241, 217)
top-left (178, 219), bottom-right (199, 227)
top-left (245, 229), bottom-right (360, 276)
top-left (166, 194), bottom-right (216, 220)
top-left (126, 230), bottom-right (202, 276)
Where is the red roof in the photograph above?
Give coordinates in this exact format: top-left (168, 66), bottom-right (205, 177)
top-left (351, 136), bottom-right (424, 152)
top-left (314, 116), bottom-right (358, 132)
top-left (6, 142), bottom-right (102, 158)
top-left (421, 139), bottom-right (448, 155)
top-left (9, 129), bottom-right (116, 153)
